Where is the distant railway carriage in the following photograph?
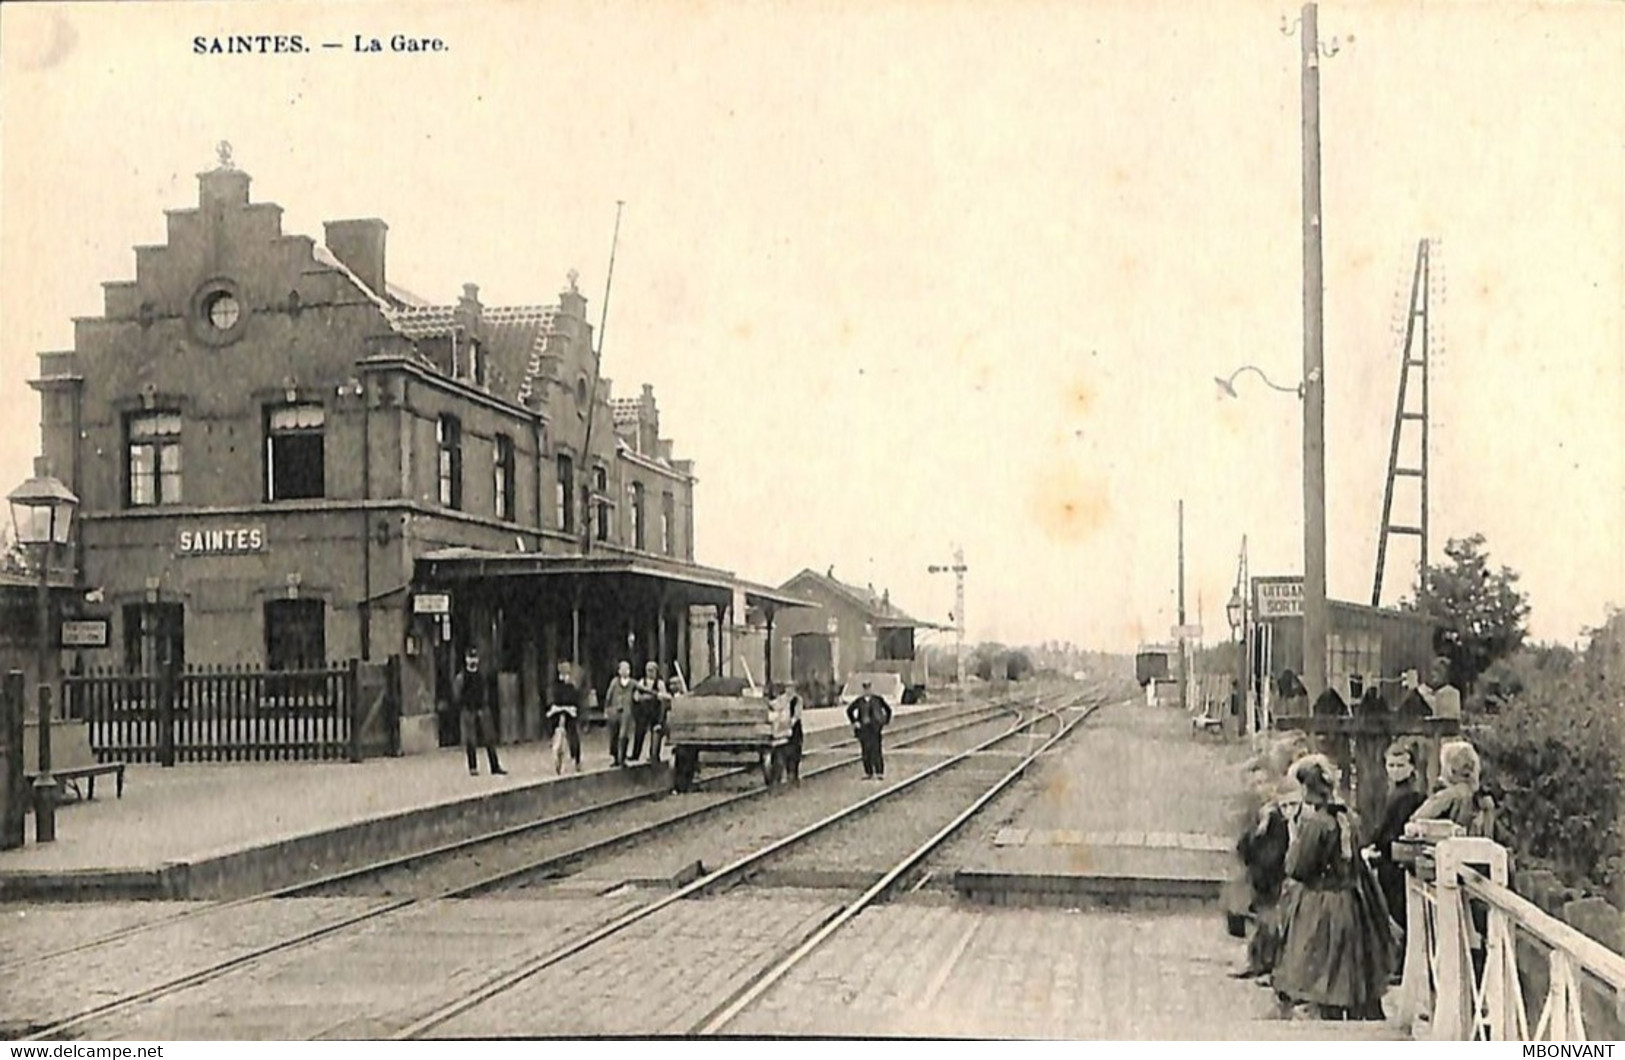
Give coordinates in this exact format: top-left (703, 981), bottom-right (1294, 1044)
top-left (1135, 646), bottom-right (1172, 687)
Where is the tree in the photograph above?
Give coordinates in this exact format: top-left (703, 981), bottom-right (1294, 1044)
top-left (1472, 610), bottom-right (1623, 900)
top-left (1411, 533), bottom-right (1530, 694)
top-left (0, 523), bottom-right (26, 576)
top-left (969, 641), bottom-right (1006, 681)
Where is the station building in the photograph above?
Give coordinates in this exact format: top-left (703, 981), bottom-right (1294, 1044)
top-left (30, 157), bottom-right (801, 752)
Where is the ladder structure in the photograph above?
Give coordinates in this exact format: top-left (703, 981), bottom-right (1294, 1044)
top-left (1371, 238), bottom-right (1434, 606)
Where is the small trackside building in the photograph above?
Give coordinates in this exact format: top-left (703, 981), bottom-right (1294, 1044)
top-left (764, 568), bottom-right (943, 705)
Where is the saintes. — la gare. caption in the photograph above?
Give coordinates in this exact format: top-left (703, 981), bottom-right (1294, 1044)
top-left (192, 33), bottom-right (448, 55)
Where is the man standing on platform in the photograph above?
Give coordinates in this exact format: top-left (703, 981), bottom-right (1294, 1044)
top-left (453, 648), bottom-right (505, 777)
top-left (632, 661), bottom-right (671, 764)
top-left (604, 660), bottom-right (638, 767)
top-left (547, 661), bottom-right (583, 774)
top-left (846, 679), bottom-right (893, 780)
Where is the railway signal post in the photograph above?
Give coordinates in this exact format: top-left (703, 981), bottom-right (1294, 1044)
top-left (928, 547), bottom-right (968, 688)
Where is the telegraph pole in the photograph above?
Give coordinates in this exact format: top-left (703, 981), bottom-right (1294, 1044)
top-left (1177, 499), bottom-right (1188, 714)
top-left (1299, 2), bottom-right (1329, 701)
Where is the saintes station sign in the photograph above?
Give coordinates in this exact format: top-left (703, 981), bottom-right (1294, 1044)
top-left (177, 525), bottom-right (266, 555)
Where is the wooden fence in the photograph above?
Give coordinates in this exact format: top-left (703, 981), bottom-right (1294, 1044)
top-left (64, 659), bottom-right (399, 765)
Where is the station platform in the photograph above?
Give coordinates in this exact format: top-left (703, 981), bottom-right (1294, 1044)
top-left (0, 695), bottom-right (943, 902)
top-left (955, 695), bottom-right (1254, 904)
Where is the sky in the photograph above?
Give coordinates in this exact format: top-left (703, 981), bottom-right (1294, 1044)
top-left (1, 0), bottom-right (1620, 652)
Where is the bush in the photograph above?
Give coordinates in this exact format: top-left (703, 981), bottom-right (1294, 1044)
top-left (1471, 615), bottom-right (1624, 899)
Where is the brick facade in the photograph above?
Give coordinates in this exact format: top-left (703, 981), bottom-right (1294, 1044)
top-left (30, 161), bottom-right (705, 751)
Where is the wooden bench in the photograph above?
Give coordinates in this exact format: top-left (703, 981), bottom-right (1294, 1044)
top-left (23, 720), bottom-right (127, 803)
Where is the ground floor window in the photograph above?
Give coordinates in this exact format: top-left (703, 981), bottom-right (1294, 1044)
top-left (122, 602), bottom-right (185, 674)
top-left (265, 599), bottom-right (326, 671)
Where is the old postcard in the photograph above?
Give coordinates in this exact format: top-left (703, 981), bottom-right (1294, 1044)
top-left (0, 0), bottom-right (1620, 1045)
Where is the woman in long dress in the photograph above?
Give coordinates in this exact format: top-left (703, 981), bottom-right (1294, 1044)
top-left (1272, 754), bottom-right (1395, 1019)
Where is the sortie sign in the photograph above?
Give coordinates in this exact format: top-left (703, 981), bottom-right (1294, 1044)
top-left (178, 526), bottom-right (266, 555)
top-left (1253, 577), bottom-right (1304, 619)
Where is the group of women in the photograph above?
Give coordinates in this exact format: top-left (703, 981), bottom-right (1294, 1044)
top-left (1233, 735), bottom-right (1495, 1021)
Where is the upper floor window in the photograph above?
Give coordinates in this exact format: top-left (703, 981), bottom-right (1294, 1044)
top-left (437, 415), bottom-right (463, 509)
top-left (468, 340), bottom-right (487, 388)
top-left (127, 411), bottom-right (183, 507)
top-left (494, 434), bottom-right (516, 522)
top-left (629, 482), bottom-right (646, 551)
top-left (556, 454), bottom-right (575, 534)
top-left (265, 403), bottom-right (325, 501)
top-left (593, 465), bottom-right (610, 542)
top-left (662, 492), bottom-right (675, 556)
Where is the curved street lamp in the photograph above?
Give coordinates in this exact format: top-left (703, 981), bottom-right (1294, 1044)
top-left (1214, 364), bottom-right (1320, 400)
top-left (7, 458), bottom-right (79, 844)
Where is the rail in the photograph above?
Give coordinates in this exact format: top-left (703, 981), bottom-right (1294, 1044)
top-left (693, 700), bottom-right (1090, 1033)
top-left (15, 695), bottom-right (1041, 1040)
top-left (1397, 836), bottom-right (1625, 1041)
top-left (393, 688), bottom-right (1093, 1038)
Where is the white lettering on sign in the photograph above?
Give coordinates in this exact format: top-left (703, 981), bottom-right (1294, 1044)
top-left (1254, 578), bottom-right (1304, 619)
top-left (60, 620), bottom-right (109, 648)
top-left (177, 526), bottom-right (266, 555)
top-left (413, 593), bottom-right (451, 615)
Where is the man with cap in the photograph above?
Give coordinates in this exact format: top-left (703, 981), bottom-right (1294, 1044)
top-left (452, 647), bottom-right (506, 777)
top-left (845, 678), bottom-right (893, 780)
top-left (632, 661), bottom-right (673, 764)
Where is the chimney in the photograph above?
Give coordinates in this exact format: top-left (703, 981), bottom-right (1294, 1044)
top-left (323, 219), bottom-right (389, 297)
top-left (560, 270), bottom-right (587, 321)
top-left (453, 284), bottom-right (483, 382)
top-left (640, 384), bottom-right (659, 455)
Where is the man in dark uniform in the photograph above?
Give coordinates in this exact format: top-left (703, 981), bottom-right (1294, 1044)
top-left (784, 688), bottom-right (805, 783)
top-left (845, 679), bottom-right (892, 780)
top-left (453, 647), bottom-right (505, 777)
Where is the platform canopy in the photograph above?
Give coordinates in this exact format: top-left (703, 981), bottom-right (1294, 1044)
top-left (416, 548), bottom-right (812, 612)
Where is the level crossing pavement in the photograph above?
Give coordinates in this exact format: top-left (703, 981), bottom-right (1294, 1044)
top-left (0, 694), bottom-right (941, 887)
top-left (742, 693), bottom-right (1410, 1038)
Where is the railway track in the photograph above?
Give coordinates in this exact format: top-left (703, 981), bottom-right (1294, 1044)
top-left (690, 702), bottom-right (1094, 1034)
top-left (9, 692), bottom-right (1044, 1040)
top-left (0, 698), bottom-right (997, 984)
top-left (392, 685), bottom-right (1105, 1040)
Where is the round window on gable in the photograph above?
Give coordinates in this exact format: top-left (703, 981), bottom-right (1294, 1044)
top-left (205, 291), bottom-right (241, 331)
top-left (189, 278), bottom-right (248, 347)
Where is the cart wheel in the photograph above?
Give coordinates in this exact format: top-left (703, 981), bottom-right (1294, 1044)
top-left (674, 749), bottom-right (698, 793)
top-left (765, 747), bottom-right (785, 787)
